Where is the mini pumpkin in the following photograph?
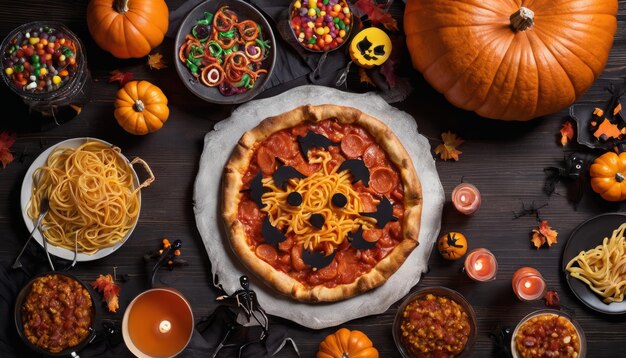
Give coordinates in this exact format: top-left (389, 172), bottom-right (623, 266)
top-left (317, 328), bottom-right (379, 358)
top-left (437, 232), bottom-right (467, 260)
top-left (590, 151), bottom-right (626, 202)
top-left (114, 81), bottom-right (169, 135)
top-left (404, 0), bottom-right (618, 120)
top-left (87, 0), bottom-right (169, 58)
top-left (349, 28), bottom-right (391, 69)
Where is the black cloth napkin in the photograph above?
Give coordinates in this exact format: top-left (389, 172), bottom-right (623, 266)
top-left (1, 248), bottom-right (297, 358)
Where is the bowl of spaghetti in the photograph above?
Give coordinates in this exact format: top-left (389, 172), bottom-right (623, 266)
top-left (174, 0), bottom-right (276, 104)
top-left (20, 138), bottom-right (154, 261)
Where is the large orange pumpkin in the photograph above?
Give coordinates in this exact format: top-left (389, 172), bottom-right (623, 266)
top-left (87, 0), bottom-right (169, 59)
top-left (114, 81), bottom-right (169, 135)
top-left (590, 151), bottom-right (626, 202)
top-left (404, 0), bottom-right (618, 121)
top-left (317, 328), bottom-right (379, 358)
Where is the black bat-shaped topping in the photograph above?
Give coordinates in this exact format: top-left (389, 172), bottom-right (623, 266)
top-left (302, 249), bottom-right (336, 270)
top-left (273, 165), bottom-right (305, 189)
top-left (261, 217), bottom-right (286, 245)
top-left (297, 131), bottom-right (339, 160)
top-left (338, 159), bottom-right (370, 187)
top-left (348, 227), bottom-right (377, 250)
top-left (361, 196), bottom-right (398, 228)
top-left (249, 171), bottom-right (268, 208)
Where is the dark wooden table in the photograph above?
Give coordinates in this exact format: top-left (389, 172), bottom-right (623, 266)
top-left (2, 1), bottom-right (626, 357)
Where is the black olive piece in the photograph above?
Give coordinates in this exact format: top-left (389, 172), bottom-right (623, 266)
top-left (309, 213), bottom-right (325, 229)
top-left (332, 193), bottom-right (348, 208)
top-left (287, 192), bottom-right (303, 206)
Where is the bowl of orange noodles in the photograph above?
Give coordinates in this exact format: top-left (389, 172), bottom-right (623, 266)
top-left (174, 0), bottom-right (276, 104)
top-left (20, 138), bottom-right (154, 261)
top-left (562, 212), bottom-right (626, 314)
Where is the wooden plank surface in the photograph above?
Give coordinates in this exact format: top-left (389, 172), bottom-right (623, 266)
top-left (2, 1), bottom-right (626, 357)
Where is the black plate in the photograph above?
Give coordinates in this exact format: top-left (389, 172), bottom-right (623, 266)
top-left (174, 0), bottom-right (276, 104)
top-left (562, 212), bottom-right (626, 314)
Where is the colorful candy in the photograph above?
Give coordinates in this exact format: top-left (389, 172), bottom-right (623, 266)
top-left (290, 0), bottom-right (351, 52)
top-left (2, 25), bottom-right (79, 93)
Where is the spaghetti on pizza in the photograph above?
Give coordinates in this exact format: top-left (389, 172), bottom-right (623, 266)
top-left (222, 105), bottom-right (421, 302)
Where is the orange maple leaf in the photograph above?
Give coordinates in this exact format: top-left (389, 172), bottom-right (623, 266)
top-left (354, 0), bottom-right (398, 31)
top-left (531, 220), bottom-right (558, 249)
top-left (434, 131), bottom-right (463, 161)
top-left (0, 131), bottom-right (16, 168)
top-left (147, 52), bottom-right (167, 70)
top-left (560, 121), bottom-right (574, 146)
top-left (91, 274), bottom-right (120, 313)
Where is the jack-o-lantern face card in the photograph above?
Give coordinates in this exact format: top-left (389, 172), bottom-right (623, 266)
top-left (222, 104), bottom-right (421, 302)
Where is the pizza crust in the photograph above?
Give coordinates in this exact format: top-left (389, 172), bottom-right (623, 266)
top-left (222, 104), bottom-right (422, 302)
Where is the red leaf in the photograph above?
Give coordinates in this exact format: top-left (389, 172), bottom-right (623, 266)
top-left (560, 121), bottom-right (574, 146)
top-left (109, 70), bottom-right (134, 87)
top-left (354, 0), bottom-right (398, 31)
top-left (544, 290), bottom-right (560, 309)
top-left (379, 59), bottom-right (397, 88)
top-left (91, 274), bottom-right (120, 313)
top-left (0, 131), bottom-right (16, 168)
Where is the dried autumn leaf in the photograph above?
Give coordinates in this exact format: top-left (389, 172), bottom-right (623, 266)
top-left (354, 0), bottom-right (398, 31)
top-left (109, 69), bottom-right (134, 87)
top-left (358, 68), bottom-right (374, 86)
top-left (91, 274), bottom-right (120, 313)
top-left (434, 131), bottom-right (463, 161)
top-left (147, 52), bottom-right (167, 70)
top-left (560, 121), bottom-right (574, 146)
top-left (531, 220), bottom-right (558, 249)
top-left (0, 131), bottom-right (16, 168)
top-left (544, 290), bottom-right (560, 309)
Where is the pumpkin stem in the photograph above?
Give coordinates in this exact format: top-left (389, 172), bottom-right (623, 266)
top-left (114, 0), bottom-right (129, 14)
top-left (133, 99), bottom-right (145, 112)
top-left (616, 173), bottom-right (625, 183)
top-left (510, 7), bottom-right (535, 32)
top-left (342, 354), bottom-right (349, 358)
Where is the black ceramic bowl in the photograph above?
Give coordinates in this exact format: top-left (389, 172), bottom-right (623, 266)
top-left (174, 0), bottom-right (276, 104)
top-left (14, 272), bottom-right (97, 356)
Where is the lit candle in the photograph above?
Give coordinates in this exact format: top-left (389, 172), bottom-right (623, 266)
top-left (158, 320), bottom-right (171, 334)
top-left (452, 183), bottom-right (481, 215)
top-left (512, 267), bottom-right (547, 301)
top-left (464, 248), bottom-right (497, 281)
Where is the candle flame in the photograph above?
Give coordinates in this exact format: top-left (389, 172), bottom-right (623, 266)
top-left (524, 281), bottom-right (532, 289)
top-left (474, 260), bottom-right (483, 271)
top-left (159, 320), bottom-right (171, 334)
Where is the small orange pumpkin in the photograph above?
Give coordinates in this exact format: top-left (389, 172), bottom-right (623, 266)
top-left (437, 232), bottom-right (467, 260)
top-left (317, 328), bottom-right (379, 358)
top-left (87, 0), bottom-right (169, 58)
top-left (114, 81), bottom-right (169, 135)
top-left (590, 152), bottom-right (626, 202)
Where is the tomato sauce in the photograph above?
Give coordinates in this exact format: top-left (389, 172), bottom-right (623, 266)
top-left (237, 119), bottom-right (405, 288)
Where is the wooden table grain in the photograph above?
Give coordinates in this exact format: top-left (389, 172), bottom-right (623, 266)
top-left (2, 1), bottom-right (626, 357)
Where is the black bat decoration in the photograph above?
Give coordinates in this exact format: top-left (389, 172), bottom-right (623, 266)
top-left (262, 217), bottom-right (286, 245)
top-left (543, 152), bottom-right (594, 207)
top-left (273, 165), bottom-right (305, 189)
top-left (302, 250), bottom-right (336, 270)
top-left (297, 131), bottom-right (339, 160)
top-left (348, 227), bottom-right (377, 250)
top-left (338, 159), bottom-right (370, 187)
top-left (361, 196), bottom-right (398, 228)
top-left (248, 171), bottom-right (268, 208)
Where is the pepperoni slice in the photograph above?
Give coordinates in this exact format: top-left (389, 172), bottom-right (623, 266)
top-left (256, 244), bottom-right (278, 265)
top-left (278, 237), bottom-right (294, 252)
top-left (363, 144), bottom-right (388, 168)
top-left (239, 200), bottom-right (261, 223)
top-left (291, 244), bottom-right (308, 271)
top-left (370, 167), bottom-right (398, 194)
top-left (267, 132), bottom-right (297, 160)
top-left (341, 133), bottom-right (368, 159)
top-left (316, 260), bottom-right (338, 281)
top-left (363, 229), bottom-right (383, 242)
top-left (257, 146), bottom-right (276, 175)
top-left (359, 192), bottom-right (377, 212)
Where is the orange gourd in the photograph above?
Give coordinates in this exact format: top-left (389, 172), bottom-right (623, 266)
top-left (404, 0), bottom-right (618, 121)
top-left (437, 232), bottom-right (468, 260)
top-left (87, 0), bottom-right (169, 58)
top-left (114, 81), bottom-right (169, 135)
top-left (590, 152), bottom-right (626, 202)
top-left (317, 328), bottom-right (379, 358)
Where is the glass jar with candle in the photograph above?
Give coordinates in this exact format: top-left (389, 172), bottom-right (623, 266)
top-left (452, 183), bottom-right (481, 215)
top-left (1, 21), bottom-right (90, 130)
top-left (464, 248), bottom-right (497, 281)
top-left (512, 267), bottom-right (547, 301)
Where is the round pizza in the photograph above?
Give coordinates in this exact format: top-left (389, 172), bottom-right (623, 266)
top-left (222, 104), bottom-right (421, 302)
